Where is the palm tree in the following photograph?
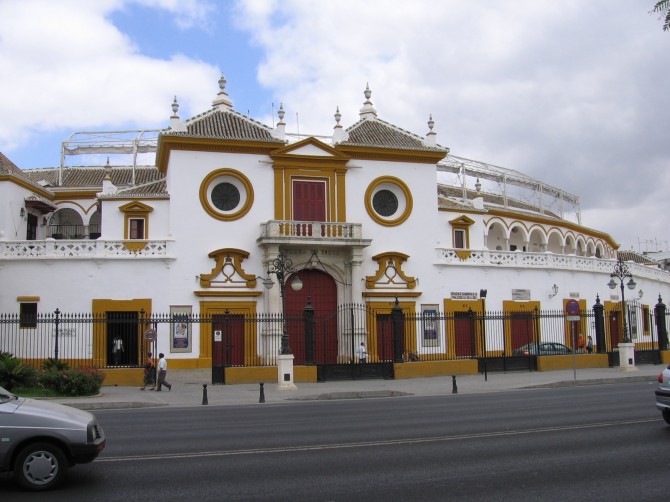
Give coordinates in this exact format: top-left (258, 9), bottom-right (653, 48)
top-left (652, 0), bottom-right (670, 31)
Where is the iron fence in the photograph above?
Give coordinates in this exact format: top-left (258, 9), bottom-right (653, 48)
top-left (1, 302), bottom-right (668, 371)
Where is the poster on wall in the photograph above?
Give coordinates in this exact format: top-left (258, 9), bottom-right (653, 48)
top-left (422, 305), bottom-right (440, 347)
top-left (170, 305), bottom-right (192, 353)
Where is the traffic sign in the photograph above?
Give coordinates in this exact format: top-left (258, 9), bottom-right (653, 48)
top-left (565, 299), bottom-right (580, 321)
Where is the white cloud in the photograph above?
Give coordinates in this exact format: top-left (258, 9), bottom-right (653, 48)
top-left (232, 0), bottom-right (670, 251)
top-left (0, 0), bottom-right (219, 151)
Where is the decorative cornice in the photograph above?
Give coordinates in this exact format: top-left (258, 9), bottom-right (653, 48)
top-left (194, 291), bottom-right (263, 297)
top-left (156, 136), bottom-right (283, 174)
top-left (335, 144), bottom-right (446, 164)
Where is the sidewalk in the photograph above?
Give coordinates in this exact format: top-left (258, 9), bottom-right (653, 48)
top-left (50, 364), bottom-right (665, 411)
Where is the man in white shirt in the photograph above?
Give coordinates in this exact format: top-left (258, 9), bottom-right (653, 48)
top-left (357, 342), bottom-right (367, 364)
top-left (156, 353), bottom-right (172, 391)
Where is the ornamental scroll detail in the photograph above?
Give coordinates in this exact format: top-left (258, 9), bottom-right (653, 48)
top-left (199, 248), bottom-right (257, 288)
top-left (365, 252), bottom-right (416, 289)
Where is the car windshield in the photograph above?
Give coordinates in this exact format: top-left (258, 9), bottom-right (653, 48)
top-left (0, 385), bottom-right (18, 403)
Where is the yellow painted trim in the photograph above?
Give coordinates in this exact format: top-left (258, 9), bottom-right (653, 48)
top-left (364, 176), bottom-right (413, 227)
top-left (91, 298), bottom-right (152, 368)
top-left (362, 291), bottom-right (422, 298)
top-left (199, 301), bottom-right (257, 365)
top-left (156, 135), bottom-right (284, 174)
top-left (17, 296), bottom-right (40, 302)
top-left (53, 200), bottom-right (97, 215)
top-left (199, 248), bottom-right (257, 288)
top-left (502, 300), bottom-right (541, 356)
top-left (335, 144), bottom-right (447, 164)
top-left (443, 298), bottom-right (486, 358)
top-left (0, 175), bottom-right (55, 200)
top-left (54, 190), bottom-right (104, 200)
top-left (119, 201), bottom-right (152, 240)
top-left (271, 151), bottom-right (348, 222)
top-left (366, 301), bottom-right (416, 361)
top-left (123, 241), bottom-right (148, 252)
top-left (537, 353), bottom-right (609, 371)
top-left (562, 298), bottom-right (588, 349)
top-left (454, 250), bottom-right (472, 260)
top-left (199, 168), bottom-right (254, 221)
top-left (394, 359), bottom-right (478, 379)
top-left (365, 251), bottom-right (416, 289)
top-left (194, 291), bottom-right (264, 297)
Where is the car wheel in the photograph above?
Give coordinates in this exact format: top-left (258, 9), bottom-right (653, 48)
top-left (14, 442), bottom-right (68, 491)
top-left (663, 409), bottom-right (670, 425)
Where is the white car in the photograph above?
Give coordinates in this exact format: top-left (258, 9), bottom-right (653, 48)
top-left (0, 385), bottom-right (105, 490)
top-left (655, 365), bottom-right (670, 425)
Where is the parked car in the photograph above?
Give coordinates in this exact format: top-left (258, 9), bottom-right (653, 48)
top-left (0, 385), bottom-right (106, 490)
top-left (655, 365), bottom-right (670, 425)
top-left (513, 342), bottom-right (573, 356)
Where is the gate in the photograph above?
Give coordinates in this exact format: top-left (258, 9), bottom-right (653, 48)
top-left (314, 304), bottom-right (396, 381)
top-left (211, 312), bottom-right (245, 384)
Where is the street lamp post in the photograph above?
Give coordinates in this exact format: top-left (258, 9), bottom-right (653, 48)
top-left (607, 257), bottom-right (637, 343)
top-left (265, 252), bottom-right (303, 355)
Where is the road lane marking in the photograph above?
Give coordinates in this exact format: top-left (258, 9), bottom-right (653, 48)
top-left (97, 417), bottom-right (659, 463)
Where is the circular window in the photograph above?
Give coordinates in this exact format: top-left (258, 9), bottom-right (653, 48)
top-left (365, 176), bottom-right (413, 226)
top-left (199, 169), bottom-right (254, 221)
top-left (372, 190), bottom-right (398, 217)
top-left (211, 182), bottom-right (240, 211)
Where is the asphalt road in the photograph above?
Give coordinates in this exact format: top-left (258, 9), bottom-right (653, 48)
top-left (2, 380), bottom-right (669, 501)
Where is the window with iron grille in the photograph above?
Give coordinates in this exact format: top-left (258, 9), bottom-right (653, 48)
top-left (20, 303), bottom-right (37, 329)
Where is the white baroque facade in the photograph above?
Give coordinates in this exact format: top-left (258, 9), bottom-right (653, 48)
top-left (1, 75), bottom-right (669, 371)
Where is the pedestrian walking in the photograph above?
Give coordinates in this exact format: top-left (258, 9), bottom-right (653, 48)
top-left (357, 342), bottom-right (367, 364)
top-left (586, 335), bottom-right (594, 354)
top-left (156, 353), bottom-right (172, 391)
top-left (140, 352), bottom-right (156, 391)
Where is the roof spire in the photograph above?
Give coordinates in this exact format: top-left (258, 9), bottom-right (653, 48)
top-left (332, 106), bottom-right (348, 145)
top-left (423, 114), bottom-right (437, 146)
top-left (169, 96), bottom-right (187, 132)
top-left (272, 102), bottom-right (286, 141)
top-left (359, 83), bottom-right (377, 120)
top-left (212, 73), bottom-right (233, 111)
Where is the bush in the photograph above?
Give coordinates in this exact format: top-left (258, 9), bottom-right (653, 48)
top-left (41, 358), bottom-right (70, 372)
top-left (38, 367), bottom-right (105, 396)
top-left (0, 355), bottom-right (38, 391)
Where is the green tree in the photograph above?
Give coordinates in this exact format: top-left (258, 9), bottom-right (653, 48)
top-left (652, 0), bottom-right (670, 31)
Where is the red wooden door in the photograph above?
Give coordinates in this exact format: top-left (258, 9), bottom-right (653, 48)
top-left (285, 270), bottom-right (337, 364)
top-left (213, 314), bottom-right (245, 366)
top-left (293, 180), bottom-right (326, 221)
top-left (510, 313), bottom-right (535, 352)
top-left (454, 311), bottom-right (474, 357)
top-left (608, 311), bottom-right (621, 350)
top-left (376, 314), bottom-right (395, 362)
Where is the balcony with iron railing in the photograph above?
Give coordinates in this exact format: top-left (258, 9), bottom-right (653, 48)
top-left (47, 224), bottom-right (101, 240)
top-left (257, 220), bottom-right (371, 248)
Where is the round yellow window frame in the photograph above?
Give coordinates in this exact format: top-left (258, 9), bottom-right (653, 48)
top-left (199, 169), bottom-right (254, 221)
top-left (364, 176), bottom-right (413, 227)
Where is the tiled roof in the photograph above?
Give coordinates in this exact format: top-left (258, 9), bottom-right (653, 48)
top-left (340, 118), bottom-right (447, 152)
top-left (164, 108), bottom-right (285, 143)
top-left (1, 152), bottom-right (57, 193)
top-left (0, 152), bottom-right (24, 176)
top-left (102, 179), bottom-right (168, 198)
top-left (617, 250), bottom-right (661, 267)
top-left (22, 166), bottom-right (164, 189)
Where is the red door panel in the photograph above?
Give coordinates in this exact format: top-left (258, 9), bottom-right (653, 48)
top-left (293, 180), bottom-right (326, 222)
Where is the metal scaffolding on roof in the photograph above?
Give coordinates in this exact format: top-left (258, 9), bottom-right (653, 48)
top-left (59, 130), bottom-right (161, 186)
top-left (438, 154), bottom-right (581, 225)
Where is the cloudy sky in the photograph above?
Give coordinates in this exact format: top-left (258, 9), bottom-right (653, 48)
top-left (1, 0), bottom-right (668, 252)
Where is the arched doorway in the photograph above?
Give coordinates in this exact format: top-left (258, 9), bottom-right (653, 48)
top-left (285, 270), bottom-right (338, 364)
